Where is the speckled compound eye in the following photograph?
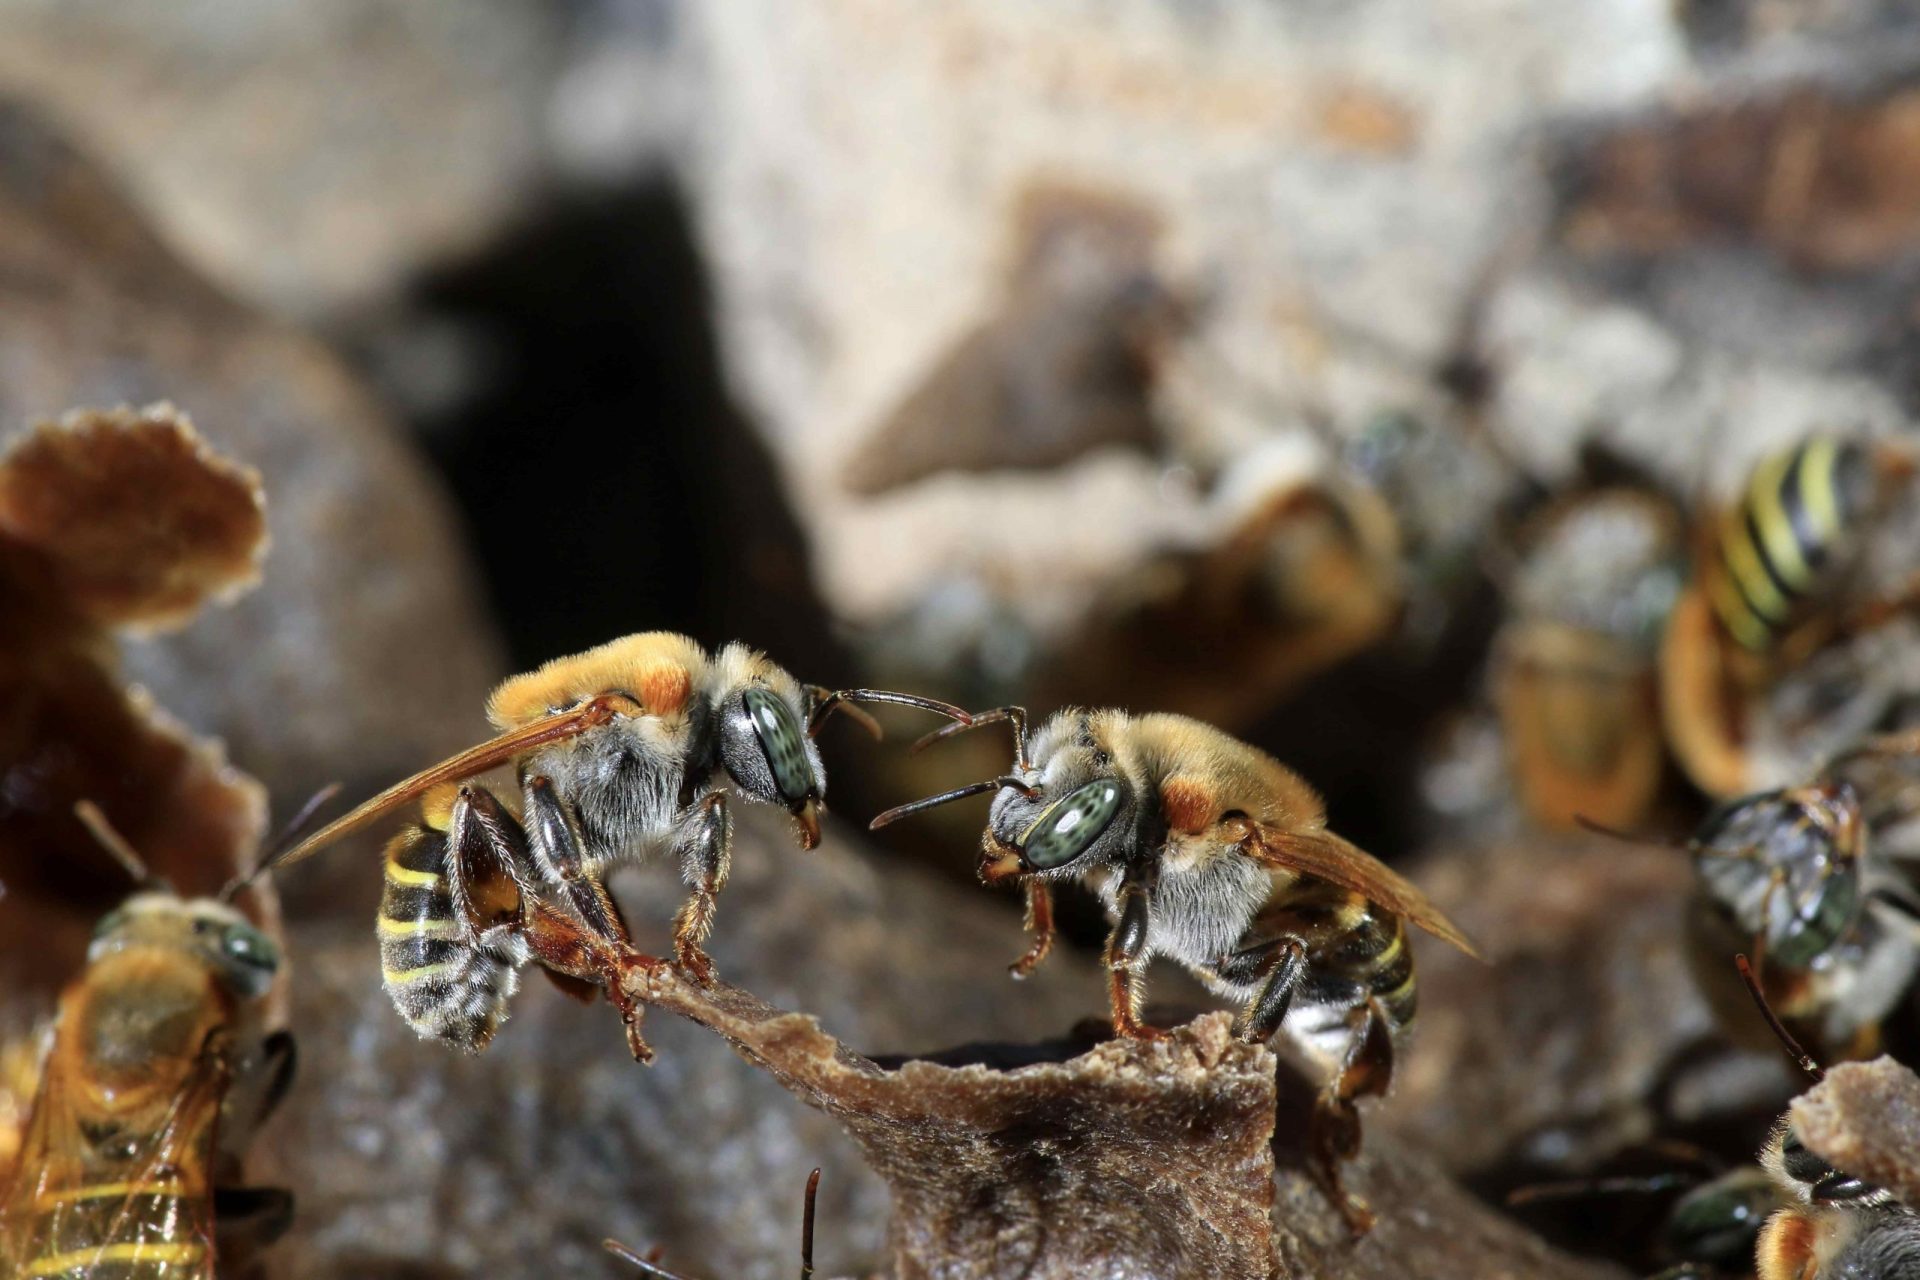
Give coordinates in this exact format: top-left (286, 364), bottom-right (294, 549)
top-left (744, 687), bottom-right (815, 804)
top-left (1021, 780), bottom-right (1123, 871)
top-left (221, 923), bottom-right (280, 996)
top-left (1664, 1176), bottom-right (1776, 1268)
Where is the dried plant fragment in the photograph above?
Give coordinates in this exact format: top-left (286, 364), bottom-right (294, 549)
top-left (621, 961), bottom-right (1277, 1280)
top-left (1789, 1056), bottom-right (1920, 1207)
top-left (0, 405), bottom-right (268, 997)
top-left (0, 404), bottom-right (266, 634)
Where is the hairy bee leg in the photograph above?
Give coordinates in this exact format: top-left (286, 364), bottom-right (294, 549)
top-left (1106, 870), bottom-right (1169, 1041)
top-left (1223, 937), bottom-right (1310, 1042)
top-left (1010, 880), bottom-right (1055, 979)
top-left (525, 774), bottom-right (630, 946)
top-left (1311, 998), bottom-right (1395, 1236)
top-left (669, 792), bottom-right (731, 986)
top-left (447, 785), bottom-right (539, 930)
top-left (522, 900), bottom-right (662, 1064)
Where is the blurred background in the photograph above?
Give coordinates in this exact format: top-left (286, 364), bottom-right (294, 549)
top-left (6, 2), bottom-right (1920, 1277)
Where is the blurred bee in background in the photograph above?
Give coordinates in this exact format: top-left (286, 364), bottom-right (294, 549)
top-left (279, 633), bottom-right (965, 1045)
top-left (1511, 1162), bottom-right (1786, 1279)
top-left (604, 1167), bottom-right (822, 1280)
top-left (1030, 433), bottom-right (1406, 732)
top-left (1493, 487), bottom-right (1687, 829)
top-left (0, 803), bottom-right (296, 1279)
top-left (1685, 732), bottom-right (1920, 1063)
top-left (874, 705), bottom-right (1479, 1231)
top-left (1661, 435), bottom-right (1920, 799)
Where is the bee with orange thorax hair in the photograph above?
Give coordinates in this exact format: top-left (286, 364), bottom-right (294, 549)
top-left (279, 633), bottom-right (967, 1056)
top-left (874, 706), bottom-right (1480, 1232)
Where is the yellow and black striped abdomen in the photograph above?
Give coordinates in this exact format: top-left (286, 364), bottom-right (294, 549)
top-left (379, 825), bottom-right (527, 1053)
top-left (1259, 879), bottom-right (1418, 1031)
top-left (20, 1183), bottom-right (211, 1278)
top-left (1708, 437), bottom-right (1870, 653)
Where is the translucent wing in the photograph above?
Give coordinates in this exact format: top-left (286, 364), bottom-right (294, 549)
top-left (1244, 824), bottom-right (1483, 960)
top-left (277, 696), bottom-right (636, 869)
top-left (1, 1040), bottom-right (225, 1278)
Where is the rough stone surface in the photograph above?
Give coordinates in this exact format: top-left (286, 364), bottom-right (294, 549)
top-left (0, 101), bottom-right (505, 813)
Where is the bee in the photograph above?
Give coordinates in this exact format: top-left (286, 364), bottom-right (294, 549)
top-left (279, 634), bottom-right (966, 1015)
top-left (1494, 488), bottom-right (1686, 829)
top-left (0, 804), bottom-right (296, 1279)
top-left (1741, 956), bottom-right (1920, 1280)
top-left (605, 1167), bottom-right (822, 1280)
top-left (872, 706), bottom-right (1480, 1231)
top-left (1686, 733), bottom-right (1920, 1063)
top-left (1512, 1163), bottom-right (1786, 1279)
top-left (1661, 436), bottom-right (1919, 798)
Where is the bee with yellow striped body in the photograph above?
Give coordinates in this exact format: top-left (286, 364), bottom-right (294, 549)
top-left (0, 814), bottom-right (294, 1279)
top-left (282, 633), bottom-right (965, 1051)
top-left (873, 706), bottom-right (1479, 1232)
top-left (377, 783), bottom-right (648, 1054)
top-left (1662, 436), bottom-right (1918, 798)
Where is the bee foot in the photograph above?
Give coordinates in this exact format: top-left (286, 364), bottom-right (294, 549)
top-left (675, 946), bottom-right (717, 987)
top-left (1112, 1017), bottom-right (1172, 1043)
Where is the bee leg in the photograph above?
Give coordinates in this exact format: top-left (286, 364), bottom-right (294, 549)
top-left (669, 791), bottom-right (731, 986)
top-left (448, 786), bottom-right (537, 915)
top-left (521, 900), bottom-right (662, 1064)
top-left (1010, 879), bottom-right (1055, 979)
top-left (1310, 997), bottom-right (1394, 1235)
top-left (525, 775), bottom-right (631, 946)
top-left (1106, 869), bottom-right (1170, 1041)
top-left (1221, 937), bottom-right (1309, 1043)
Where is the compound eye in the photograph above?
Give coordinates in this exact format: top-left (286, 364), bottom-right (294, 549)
top-left (743, 687), bottom-right (815, 805)
top-left (1666, 1180), bottom-right (1773, 1266)
top-left (221, 923), bottom-right (280, 996)
top-left (1021, 780), bottom-right (1124, 871)
top-left (90, 910), bottom-right (126, 941)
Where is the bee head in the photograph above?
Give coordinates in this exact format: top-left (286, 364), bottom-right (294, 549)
top-left (987, 776), bottom-right (1133, 879)
top-left (90, 893), bottom-right (281, 1001)
top-left (1660, 1169), bottom-right (1780, 1270)
top-left (718, 681), bottom-right (826, 847)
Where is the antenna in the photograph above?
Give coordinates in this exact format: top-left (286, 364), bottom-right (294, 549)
top-left (1734, 953), bottom-right (1824, 1082)
top-left (72, 801), bottom-right (153, 888)
top-left (220, 783), bottom-right (342, 903)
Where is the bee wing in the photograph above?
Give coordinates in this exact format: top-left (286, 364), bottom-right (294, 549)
top-left (276, 698), bottom-right (627, 869)
top-left (3, 1038), bottom-right (226, 1276)
top-left (1244, 824), bottom-right (1483, 960)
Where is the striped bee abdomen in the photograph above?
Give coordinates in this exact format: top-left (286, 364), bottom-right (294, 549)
top-left (379, 824), bottom-right (528, 1053)
top-left (22, 1183), bottom-right (210, 1278)
top-left (1708, 437), bottom-right (1872, 653)
top-left (1257, 879), bottom-right (1418, 1031)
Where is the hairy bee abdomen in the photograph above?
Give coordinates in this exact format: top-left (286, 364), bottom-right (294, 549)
top-left (1252, 879), bottom-right (1419, 1031)
top-left (1708, 437), bottom-right (1870, 653)
top-left (379, 826), bottom-right (528, 1053)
